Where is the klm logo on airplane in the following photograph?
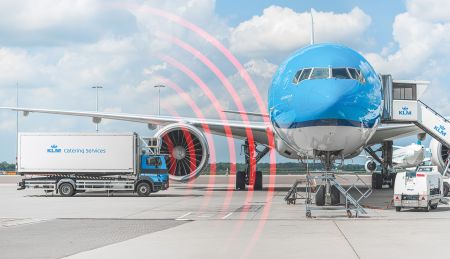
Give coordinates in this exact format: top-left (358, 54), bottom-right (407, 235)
top-left (434, 125), bottom-right (447, 137)
top-left (47, 144), bottom-right (62, 153)
top-left (399, 106), bottom-right (412, 116)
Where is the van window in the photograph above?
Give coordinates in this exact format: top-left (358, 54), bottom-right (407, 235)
top-left (406, 171), bottom-right (416, 178)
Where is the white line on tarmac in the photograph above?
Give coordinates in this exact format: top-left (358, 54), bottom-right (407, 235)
top-left (221, 212), bottom-right (233, 219)
top-left (176, 212), bottom-right (192, 221)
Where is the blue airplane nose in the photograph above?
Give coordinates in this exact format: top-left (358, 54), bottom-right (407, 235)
top-left (291, 79), bottom-right (361, 126)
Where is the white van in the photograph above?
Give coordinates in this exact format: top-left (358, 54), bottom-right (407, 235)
top-left (394, 166), bottom-right (443, 212)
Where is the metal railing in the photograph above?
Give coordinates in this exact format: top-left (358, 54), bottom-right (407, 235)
top-left (418, 100), bottom-right (450, 124)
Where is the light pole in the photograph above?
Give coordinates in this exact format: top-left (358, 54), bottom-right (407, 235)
top-left (154, 85), bottom-right (165, 116)
top-left (92, 86), bottom-right (103, 132)
top-left (16, 82), bottom-right (19, 172)
top-left (154, 85), bottom-right (165, 131)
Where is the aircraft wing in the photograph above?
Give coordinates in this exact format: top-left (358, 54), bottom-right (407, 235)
top-left (367, 124), bottom-right (423, 145)
top-left (0, 107), bottom-right (273, 145)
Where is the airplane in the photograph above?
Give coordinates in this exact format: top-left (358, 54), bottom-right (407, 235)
top-left (1, 43), bottom-right (427, 201)
top-left (364, 143), bottom-right (426, 173)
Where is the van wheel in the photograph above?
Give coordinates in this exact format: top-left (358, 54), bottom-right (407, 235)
top-left (431, 204), bottom-right (438, 210)
top-left (395, 207), bottom-right (401, 212)
top-left (444, 183), bottom-right (449, 197)
top-left (136, 182), bottom-right (151, 197)
top-left (59, 183), bottom-right (75, 197)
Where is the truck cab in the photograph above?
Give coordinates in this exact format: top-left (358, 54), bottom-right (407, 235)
top-left (135, 154), bottom-right (169, 196)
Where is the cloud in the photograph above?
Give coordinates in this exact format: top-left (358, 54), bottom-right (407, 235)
top-left (0, 0), bottom-right (137, 46)
top-left (229, 6), bottom-right (371, 57)
top-left (364, 0), bottom-right (450, 112)
top-left (406, 0), bottom-right (450, 22)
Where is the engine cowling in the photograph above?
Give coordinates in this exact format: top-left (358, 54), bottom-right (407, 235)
top-left (155, 123), bottom-right (209, 182)
top-left (365, 160), bottom-right (377, 173)
top-left (430, 138), bottom-right (449, 172)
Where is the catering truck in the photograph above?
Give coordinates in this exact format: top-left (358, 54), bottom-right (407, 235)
top-left (17, 132), bottom-right (169, 197)
top-left (393, 166), bottom-right (443, 211)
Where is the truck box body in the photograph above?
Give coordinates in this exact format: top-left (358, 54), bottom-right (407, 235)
top-left (18, 133), bottom-right (136, 175)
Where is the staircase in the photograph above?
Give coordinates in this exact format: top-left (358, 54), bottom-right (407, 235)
top-left (389, 99), bottom-right (450, 148)
top-left (415, 101), bottom-right (450, 147)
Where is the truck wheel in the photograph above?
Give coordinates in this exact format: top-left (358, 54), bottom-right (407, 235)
top-left (330, 185), bottom-right (340, 205)
top-left (431, 203), bottom-right (438, 210)
top-left (59, 183), bottom-right (75, 197)
top-left (235, 171), bottom-right (246, 190)
top-left (444, 183), bottom-right (449, 197)
top-left (136, 182), bottom-right (151, 197)
top-left (254, 171), bottom-right (263, 191)
top-left (315, 186), bottom-right (325, 206)
top-left (395, 207), bottom-right (401, 212)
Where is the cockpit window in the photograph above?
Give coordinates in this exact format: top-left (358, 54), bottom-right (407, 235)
top-left (298, 68), bottom-right (312, 82)
top-left (309, 68), bottom-right (329, 79)
top-left (332, 68), bottom-right (351, 79)
top-left (293, 67), bottom-right (364, 84)
top-left (347, 68), bottom-right (359, 80)
top-left (292, 69), bottom-right (303, 84)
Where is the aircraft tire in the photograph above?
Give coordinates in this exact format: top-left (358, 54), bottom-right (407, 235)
top-left (330, 185), bottom-right (340, 205)
top-left (235, 171), bottom-right (246, 190)
top-left (372, 173), bottom-right (383, 189)
top-left (254, 171), bottom-right (263, 191)
top-left (315, 186), bottom-right (325, 206)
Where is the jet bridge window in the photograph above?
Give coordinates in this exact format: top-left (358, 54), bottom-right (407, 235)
top-left (393, 83), bottom-right (416, 100)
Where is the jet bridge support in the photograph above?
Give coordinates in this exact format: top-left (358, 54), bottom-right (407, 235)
top-left (379, 75), bottom-right (450, 184)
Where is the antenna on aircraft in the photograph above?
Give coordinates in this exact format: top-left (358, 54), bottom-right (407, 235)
top-left (310, 8), bottom-right (315, 45)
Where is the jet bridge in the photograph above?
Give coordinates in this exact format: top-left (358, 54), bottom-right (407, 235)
top-left (381, 75), bottom-right (450, 148)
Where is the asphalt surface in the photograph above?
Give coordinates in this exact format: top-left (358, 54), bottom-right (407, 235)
top-left (1, 175), bottom-right (449, 259)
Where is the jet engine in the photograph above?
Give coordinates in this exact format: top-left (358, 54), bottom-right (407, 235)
top-left (365, 160), bottom-right (377, 173)
top-left (155, 123), bottom-right (209, 182)
top-left (430, 138), bottom-right (450, 172)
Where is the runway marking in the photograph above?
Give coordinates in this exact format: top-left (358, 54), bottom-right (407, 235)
top-left (176, 212), bottom-right (192, 221)
top-left (221, 212), bottom-right (233, 219)
top-left (0, 218), bottom-right (49, 228)
top-left (334, 221), bottom-right (360, 259)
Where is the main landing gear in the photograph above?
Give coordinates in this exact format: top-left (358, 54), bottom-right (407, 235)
top-left (365, 141), bottom-right (395, 189)
top-left (235, 139), bottom-right (270, 191)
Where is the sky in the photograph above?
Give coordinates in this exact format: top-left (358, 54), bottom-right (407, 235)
top-left (0, 0), bottom-right (449, 163)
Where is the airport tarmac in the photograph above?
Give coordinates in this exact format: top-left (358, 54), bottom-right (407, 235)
top-left (1, 175), bottom-right (450, 259)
